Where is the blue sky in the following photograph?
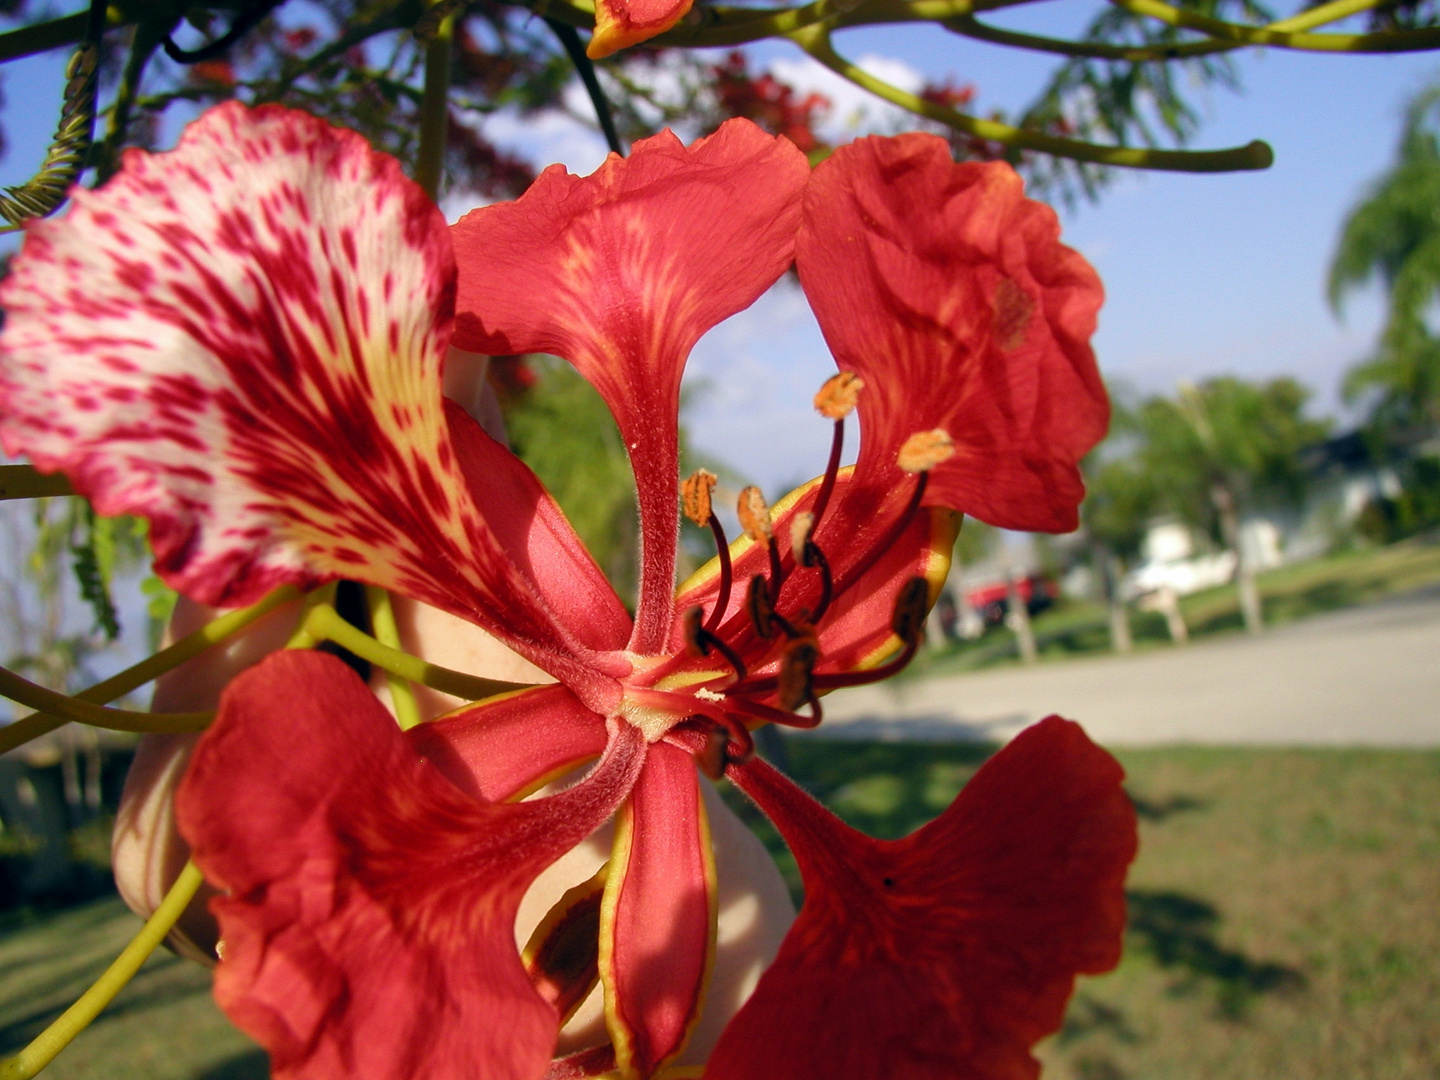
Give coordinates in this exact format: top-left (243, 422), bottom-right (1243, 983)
top-left (0, 8), bottom-right (1436, 494)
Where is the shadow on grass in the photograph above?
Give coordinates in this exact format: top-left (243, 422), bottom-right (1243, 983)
top-left (195, 1049), bottom-right (269, 1080)
top-left (1127, 889), bottom-right (1305, 1018)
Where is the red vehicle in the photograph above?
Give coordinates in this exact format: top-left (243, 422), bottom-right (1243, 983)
top-left (964, 575), bottom-right (1057, 626)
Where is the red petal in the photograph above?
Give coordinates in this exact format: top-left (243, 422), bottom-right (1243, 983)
top-left (599, 741), bottom-right (716, 1077)
top-left (588, 0), bottom-right (694, 58)
top-left (0, 103), bottom-right (609, 687)
top-left (450, 120), bottom-right (809, 655)
top-left (796, 135), bottom-right (1109, 533)
top-left (177, 650), bottom-right (646, 1080)
top-left (409, 683), bottom-right (609, 803)
top-left (710, 717), bottom-right (1136, 1080)
top-left (446, 400), bottom-right (631, 661)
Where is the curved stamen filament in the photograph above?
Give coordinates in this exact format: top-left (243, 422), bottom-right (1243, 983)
top-left (724, 693), bottom-right (823, 730)
top-left (830, 470), bottom-right (930, 600)
top-left (809, 417), bottom-right (845, 529)
top-left (812, 637), bottom-right (920, 691)
top-left (804, 540), bottom-right (834, 622)
top-left (702, 513), bottom-right (734, 634)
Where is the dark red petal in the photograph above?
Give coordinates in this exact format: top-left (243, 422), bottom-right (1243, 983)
top-left (451, 120), bottom-right (809, 654)
top-left (0, 103), bottom-right (610, 687)
top-left (177, 651), bottom-right (646, 1080)
top-left (409, 683), bottom-right (608, 803)
top-left (599, 741), bottom-right (715, 1077)
top-left (710, 717), bottom-right (1137, 1080)
top-left (796, 135), bottom-right (1109, 533)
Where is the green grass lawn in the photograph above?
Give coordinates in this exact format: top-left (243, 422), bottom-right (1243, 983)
top-left (911, 536), bottom-right (1440, 676)
top-left (4, 742), bottom-right (1438, 1080)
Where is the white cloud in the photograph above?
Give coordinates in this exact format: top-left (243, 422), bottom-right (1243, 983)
top-left (767, 53), bottom-right (926, 145)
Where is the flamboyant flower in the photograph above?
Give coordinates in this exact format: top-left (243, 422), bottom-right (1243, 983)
top-left (0, 103), bottom-right (1131, 1080)
top-left (586, 0), bottom-right (692, 60)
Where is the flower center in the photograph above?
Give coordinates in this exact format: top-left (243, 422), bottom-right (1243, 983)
top-left (617, 373), bottom-right (950, 770)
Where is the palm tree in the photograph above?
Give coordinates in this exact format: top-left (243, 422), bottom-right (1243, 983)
top-left (1329, 83), bottom-right (1440, 437)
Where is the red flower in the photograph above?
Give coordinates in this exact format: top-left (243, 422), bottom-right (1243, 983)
top-left (0, 104), bottom-right (1128, 1080)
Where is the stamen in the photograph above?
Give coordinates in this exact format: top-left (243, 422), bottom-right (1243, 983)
top-left (790, 511), bottom-right (815, 565)
top-left (805, 540), bottom-right (834, 622)
top-left (746, 574), bottom-right (797, 640)
top-left (767, 535), bottom-right (786, 601)
top-left (810, 417), bottom-right (846, 528)
top-left (681, 468), bottom-right (718, 525)
top-left (814, 371), bottom-right (863, 419)
top-left (776, 630), bottom-right (819, 712)
top-left (891, 576), bottom-right (931, 644)
top-left (714, 711), bottom-right (756, 764)
top-left (724, 694), bottom-right (822, 731)
top-left (695, 724), bottom-right (728, 780)
top-left (829, 470), bottom-right (929, 601)
top-left (736, 485), bottom-right (772, 543)
top-left (702, 513), bottom-right (734, 635)
top-left (682, 605), bottom-right (748, 681)
top-left (811, 576), bottom-right (932, 692)
top-left (897, 429), bottom-right (955, 473)
top-left (746, 574), bottom-right (778, 639)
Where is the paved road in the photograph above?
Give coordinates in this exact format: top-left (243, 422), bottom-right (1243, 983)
top-left (815, 585), bottom-right (1440, 746)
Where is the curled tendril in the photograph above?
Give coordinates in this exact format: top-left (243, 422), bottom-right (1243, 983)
top-left (0, 33), bottom-right (99, 227)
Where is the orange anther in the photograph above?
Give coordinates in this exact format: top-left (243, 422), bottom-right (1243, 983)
top-left (897, 429), bottom-right (955, 473)
top-left (682, 469), bottom-right (718, 526)
top-left (814, 371), bottom-right (864, 419)
top-left (789, 511), bottom-right (815, 564)
top-left (737, 485), bottom-right (772, 542)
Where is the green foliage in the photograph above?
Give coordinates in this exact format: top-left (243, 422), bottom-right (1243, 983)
top-left (1355, 455), bottom-right (1440, 541)
top-left (503, 357), bottom-right (641, 605)
top-left (1133, 377), bottom-right (1330, 540)
top-left (1084, 454), bottom-right (1159, 562)
top-left (953, 515), bottom-right (997, 566)
top-left (1019, 0), bottom-right (1273, 204)
top-left (1330, 81), bottom-right (1440, 434)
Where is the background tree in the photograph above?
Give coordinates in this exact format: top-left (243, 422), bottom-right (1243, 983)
top-left (1330, 80), bottom-right (1440, 441)
top-left (1134, 377), bottom-right (1330, 633)
top-left (1083, 443), bottom-right (1159, 652)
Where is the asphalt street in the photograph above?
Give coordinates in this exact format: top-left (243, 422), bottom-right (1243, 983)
top-left (815, 585), bottom-right (1440, 746)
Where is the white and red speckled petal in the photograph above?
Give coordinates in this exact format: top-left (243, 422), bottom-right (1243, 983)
top-left (0, 103), bottom-right (613, 686)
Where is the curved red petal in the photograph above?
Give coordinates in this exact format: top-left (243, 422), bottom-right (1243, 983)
top-left (710, 717), bottom-right (1136, 1080)
top-left (0, 103), bottom-right (608, 685)
top-left (177, 650), bottom-right (646, 1080)
top-left (451, 120), bottom-right (809, 654)
top-left (599, 742), bottom-right (715, 1077)
top-left (409, 683), bottom-right (609, 803)
top-left (796, 135), bottom-right (1108, 534)
top-left (588, 0), bottom-right (694, 58)
top-left (447, 401), bottom-right (631, 658)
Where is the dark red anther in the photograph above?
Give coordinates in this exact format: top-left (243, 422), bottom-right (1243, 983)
top-left (776, 630), bottom-right (819, 712)
top-left (804, 540), bottom-right (834, 622)
top-left (891, 576), bottom-right (931, 644)
top-left (684, 604), bottom-right (748, 681)
top-left (746, 574), bottom-right (777, 639)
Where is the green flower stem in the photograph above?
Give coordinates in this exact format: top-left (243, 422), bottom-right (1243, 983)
top-left (1111, 0), bottom-right (1440, 51)
top-left (0, 665), bottom-right (212, 736)
top-left (0, 861), bottom-right (205, 1080)
top-left (0, 585), bottom-right (302, 756)
top-left (301, 603), bottom-right (531, 703)
top-left (0, 465), bottom-right (74, 500)
top-left (413, 2), bottom-right (455, 201)
top-left (365, 586), bottom-right (423, 730)
top-left (793, 24), bottom-right (1274, 171)
top-left (0, 11), bottom-right (91, 63)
